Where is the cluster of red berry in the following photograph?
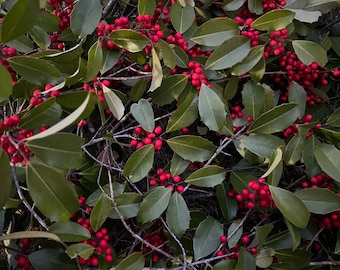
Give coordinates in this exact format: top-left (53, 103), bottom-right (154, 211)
top-left (264, 28), bottom-right (288, 58)
top-left (149, 168), bottom-right (185, 193)
top-left (262, 0), bottom-right (287, 12)
top-left (301, 173), bottom-right (333, 190)
top-left (30, 84), bottom-right (60, 107)
top-left (1, 47), bottom-right (17, 82)
top-left (217, 234), bottom-right (257, 259)
top-left (166, 32), bottom-right (189, 52)
top-left (141, 231), bottom-right (167, 263)
top-left (130, 126), bottom-right (163, 151)
top-left (182, 61), bottom-right (209, 90)
top-left (283, 114), bottom-right (321, 138)
top-left (15, 238), bottom-right (33, 270)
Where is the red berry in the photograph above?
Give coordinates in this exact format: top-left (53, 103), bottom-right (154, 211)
top-left (220, 235), bottom-right (227, 243)
top-left (176, 185), bottom-right (184, 193)
top-left (89, 257), bottom-right (99, 266)
top-left (105, 254), bottom-right (113, 262)
top-left (173, 175), bottom-right (181, 183)
top-left (154, 126), bottom-right (163, 135)
top-left (241, 235), bottom-right (250, 244)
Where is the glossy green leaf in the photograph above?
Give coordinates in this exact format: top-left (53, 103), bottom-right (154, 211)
top-left (269, 185), bottom-right (310, 228)
top-left (148, 48), bottom-right (163, 92)
top-left (170, 153), bottom-right (191, 176)
top-left (173, 45), bottom-right (189, 68)
top-left (275, 249), bottom-right (311, 269)
top-left (70, 0), bottom-right (102, 38)
top-left (304, 0), bottom-right (340, 13)
top-left (166, 88), bottom-right (198, 132)
top-left (326, 107), bottom-right (340, 127)
top-left (216, 183), bottom-right (238, 221)
top-left (292, 40), bottom-right (328, 67)
top-left (256, 224), bottom-right (274, 249)
top-left (266, 148), bottom-right (283, 186)
top-left (242, 80), bottom-right (265, 118)
top-left (0, 61), bottom-right (13, 102)
top-left (302, 135), bottom-right (321, 177)
top-left (123, 144), bottom-right (154, 183)
top-left (109, 192), bottom-right (142, 219)
top-left (185, 166), bottom-right (225, 187)
top-left (315, 127), bottom-right (340, 149)
top-left (49, 221), bottom-right (91, 242)
top-left (0, 150), bottom-right (12, 209)
top-left (193, 216), bottom-right (223, 260)
top-left (131, 99), bottom-right (155, 132)
top-left (83, 41), bottom-right (103, 82)
top-left (251, 9), bottom-right (295, 31)
top-left (36, 11), bottom-right (60, 32)
top-left (29, 249), bottom-right (78, 270)
top-left (102, 85), bottom-right (125, 120)
top-left (314, 143), bottom-right (340, 182)
top-left (230, 171), bottom-right (257, 193)
top-left (90, 193), bottom-right (112, 232)
top-left (26, 133), bottom-right (84, 169)
top-left (170, 2), bottom-right (195, 33)
top-left (284, 134), bottom-right (305, 165)
top-left (0, 231), bottom-right (61, 243)
top-left (29, 25), bottom-right (50, 49)
top-left (191, 17), bottom-right (238, 47)
top-left (248, 0), bottom-right (264, 15)
top-left (231, 45), bottom-right (264, 76)
top-left (166, 192), bottom-right (191, 237)
top-left (205, 36), bottom-right (251, 70)
top-left (26, 161), bottom-right (79, 222)
top-left (250, 56), bottom-right (266, 83)
top-left (156, 39), bottom-right (176, 69)
top-left (101, 47), bottom-right (120, 73)
top-left (66, 243), bottom-right (94, 260)
top-left (167, 135), bottom-right (216, 162)
top-left (255, 248), bottom-right (275, 268)
top-left (137, 186), bottom-right (172, 224)
top-left (236, 248), bottom-right (256, 270)
top-left (248, 103), bottom-right (298, 134)
top-left (129, 78), bottom-right (148, 102)
top-left (8, 56), bottom-right (61, 85)
top-left (224, 76), bottom-right (239, 101)
top-left (138, 0), bottom-right (156, 15)
top-left (288, 81), bottom-right (307, 118)
top-left (285, 219), bottom-right (300, 251)
top-left (223, 0), bottom-right (247, 11)
top-left (228, 220), bottom-right (243, 249)
top-left (212, 260), bottom-right (237, 270)
top-left (116, 252), bottom-right (144, 270)
top-left (1, 0), bottom-right (40, 43)
top-left (151, 74), bottom-right (188, 105)
top-left (295, 188), bottom-right (340, 214)
top-left (241, 134), bottom-right (285, 158)
top-left (26, 93), bottom-right (92, 140)
top-left (178, 0), bottom-right (195, 7)
top-left (110, 30), bottom-right (149, 53)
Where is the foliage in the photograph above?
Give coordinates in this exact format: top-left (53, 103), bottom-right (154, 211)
top-left (0, 0), bottom-right (340, 269)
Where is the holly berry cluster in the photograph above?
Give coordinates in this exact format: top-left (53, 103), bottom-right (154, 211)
top-left (283, 114), bottom-right (321, 138)
top-left (29, 84), bottom-right (60, 107)
top-left (149, 168), bottom-right (185, 193)
top-left (130, 126), bottom-right (163, 151)
top-left (15, 238), bottom-right (34, 270)
top-left (217, 234), bottom-right (257, 260)
top-left (141, 231), bottom-right (167, 263)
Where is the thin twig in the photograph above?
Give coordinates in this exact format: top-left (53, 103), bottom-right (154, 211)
top-left (102, 0), bottom-right (118, 18)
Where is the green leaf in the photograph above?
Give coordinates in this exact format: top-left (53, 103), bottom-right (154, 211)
top-left (170, 153), bottom-right (191, 176)
top-left (242, 80), bottom-right (265, 118)
top-left (116, 252), bottom-right (144, 270)
top-left (250, 56), bottom-right (266, 83)
top-left (156, 39), bottom-right (176, 69)
top-left (29, 249), bottom-right (78, 270)
top-left (241, 134), bottom-right (285, 158)
top-left (26, 161), bottom-right (79, 222)
top-left (0, 150), bottom-right (12, 209)
top-left (223, 0), bottom-right (247, 11)
top-left (131, 99), bottom-right (155, 132)
top-left (304, 0), bottom-right (340, 13)
top-left (255, 248), bottom-right (275, 268)
top-left (138, 0), bottom-right (156, 15)
top-left (314, 143), bottom-right (340, 183)
top-left (199, 84), bottom-right (227, 132)
top-left (0, 62), bottom-right (13, 102)
top-left (248, 103), bottom-right (298, 134)
top-left (191, 17), bottom-right (238, 47)
top-left (70, 0), bottom-right (102, 39)
top-left (83, 41), bottom-right (103, 82)
top-left (123, 144), bottom-right (154, 183)
top-left (251, 10), bottom-right (295, 31)
top-left (129, 78), bottom-right (148, 102)
top-left (230, 171), bottom-right (257, 193)
top-left (236, 248), bottom-right (256, 270)
top-left (224, 76), bottom-right (239, 101)
top-left (275, 249), bottom-right (311, 269)
top-left (170, 2), bottom-right (195, 33)
top-left (26, 133), bottom-right (84, 169)
top-left (256, 224), bottom-right (274, 249)
top-left (266, 148), bottom-right (283, 186)
top-left (184, 166), bottom-right (225, 187)
top-left (49, 221), bottom-right (91, 242)
top-left (25, 93), bottom-right (92, 140)
top-left (0, 231), bottom-right (61, 243)
top-left (1, 0), bottom-right (40, 43)
top-left (29, 25), bottom-right (51, 49)
top-left (292, 40), bottom-right (328, 67)
top-left (295, 188), bottom-right (340, 214)
top-left (288, 81), bottom-right (307, 119)
top-left (228, 220), bottom-right (243, 249)
top-left (302, 135), bottom-right (321, 177)
top-left (110, 29), bottom-right (149, 53)
top-left (231, 45), bottom-right (264, 76)
top-left (284, 134), bottom-right (305, 165)
top-left (205, 36), bottom-right (251, 70)
top-left (285, 219), bottom-right (300, 251)
top-left (137, 186), bottom-right (172, 224)
top-left (326, 107), bottom-right (340, 127)
top-left (216, 183), bottom-right (238, 221)
top-left (65, 243), bottom-right (94, 260)
top-left (173, 46), bottom-right (189, 68)
top-left (248, 0), bottom-right (264, 15)
top-left (212, 260), bottom-right (237, 270)
top-left (148, 48), bottom-right (163, 92)
top-left (193, 216), bottom-right (223, 260)
top-left (167, 135), bottom-right (216, 162)
top-left (151, 74), bottom-right (188, 105)
top-left (269, 185), bottom-right (310, 228)
top-left (166, 192), bottom-right (191, 237)
top-left (103, 85), bottom-right (125, 120)
top-left (8, 56), bottom-right (61, 85)
top-left (101, 47), bottom-right (120, 74)
top-left (109, 192), bottom-right (142, 219)
top-left (90, 193), bottom-right (112, 232)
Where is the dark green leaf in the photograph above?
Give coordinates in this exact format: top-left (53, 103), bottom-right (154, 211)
top-left (167, 135), bottom-right (216, 162)
top-left (29, 25), bottom-right (51, 49)
top-left (0, 150), bottom-right (11, 209)
top-left (90, 193), bottom-right (112, 232)
top-left (223, 0), bottom-right (247, 11)
top-left (65, 243), bottom-right (94, 260)
top-left (224, 76), bottom-right (239, 101)
top-left (0, 61), bottom-right (13, 102)
top-left (256, 224), bottom-right (274, 249)
top-left (123, 144), bottom-right (154, 183)
top-left (327, 107), bottom-right (340, 127)
top-left (302, 135), bottom-right (321, 177)
top-left (231, 45), bottom-right (264, 76)
top-left (110, 30), bottom-right (149, 53)
top-left (248, 0), bottom-right (264, 15)
top-left (241, 134), bottom-right (285, 158)
top-left (292, 40), bottom-right (328, 67)
top-left (255, 248), bottom-right (275, 268)
top-left (166, 192), bottom-right (191, 237)
top-left (205, 36), bottom-right (251, 70)
top-left (304, 0), bottom-right (340, 13)
top-left (26, 161), bottom-right (79, 222)
top-left (230, 171), bottom-right (257, 193)
top-left (275, 249), bottom-right (311, 269)
top-left (269, 185), bottom-right (310, 228)
top-left (228, 220), bottom-right (243, 249)
top-left (0, 231), bottom-right (61, 243)
top-left (170, 2), bottom-right (195, 33)
top-left (26, 133), bottom-right (84, 169)
top-left (266, 148), bottom-right (283, 186)
top-left (83, 41), bottom-right (103, 82)
top-left (284, 134), bottom-right (305, 165)
top-left (148, 48), bottom-right (163, 92)
top-left (49, 221), bottom-right (91, 242)
top-left (185, 166), bottom-right (225, 187)
top-left (288, 81), bottom-right (307, 118)
top-left (101, 47), bottom-right (120, 74)
top-left (138, 0), bottom-right (156, 15)
top-left (285, 219), bottom-right (301, 251)
top-left (29, 249), bottom-right (78, 270)
top-left (137, 186), bottom-right (172, 224)
top-left (70, 0), bottom-right (102, 39)
top-left (241, 80), bottom-right (265, 118)
top-left (116, 252), bottom-right (144, 270)
top-left (129, 78), bottom-right (148, 102)
top-left (103, 85), bottom-right (125, 120)
top-left (216, 183), bottom-right (238, 221)
top-left (251, 10), bottom-right (295, 31)
top-left (170, 153), bottom-right (191, 176)
top-left (249, 56), bottom-right (266, 83)
top-left (131, 99), bottom-right (155, 132)
top-left (173, 46), bottom-right (189, 68)
top-left (314, 143), bottom-right (340, 182)
top-left (235, 248), bottom-right (256, 270)
top-left (212, 260), bottom-right (237, 270)
top-left (109, 192), bottom-right (142, 219)
top-left (193, 216), bottom-right (223, 260)
top-left (156, 39), bottom-right (176, 69)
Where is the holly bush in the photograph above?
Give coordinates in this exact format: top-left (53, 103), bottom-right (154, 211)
top-left (1, 0), bottom-right (340, 269)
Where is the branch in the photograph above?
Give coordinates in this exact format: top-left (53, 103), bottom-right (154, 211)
top-left (102, 0), bottom-right (118, 18)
